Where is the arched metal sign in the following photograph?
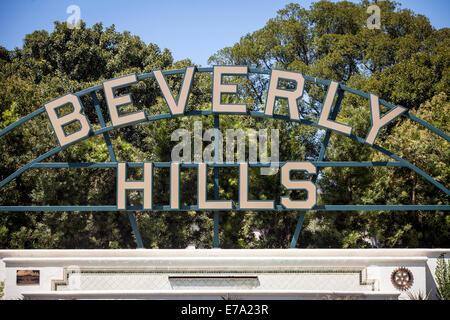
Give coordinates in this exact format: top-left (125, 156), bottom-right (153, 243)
top-left (1, 66), bottom-right (448, 248)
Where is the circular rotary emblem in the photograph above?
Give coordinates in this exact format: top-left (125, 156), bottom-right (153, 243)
top-left (391, 267), bottom-right (414, 290)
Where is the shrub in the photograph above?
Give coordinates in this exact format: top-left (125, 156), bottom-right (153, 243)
top-left (435, 253), bottom-right (450, 300)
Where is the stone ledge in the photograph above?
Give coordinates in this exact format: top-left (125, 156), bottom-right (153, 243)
top-left (0, 248), bottom-right (448, 259)
top-left (22, 289), bottom-right (401, 300)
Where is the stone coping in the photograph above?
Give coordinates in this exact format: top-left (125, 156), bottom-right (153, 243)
top-left (1, 248), bottom-right (448, 259)
top-left (22, 289), bottom-right (401, 299)
top-left (2, 256), bottom-right (429, 265)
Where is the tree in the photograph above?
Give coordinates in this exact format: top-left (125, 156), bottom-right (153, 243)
top-left (0, 21), bottom-right (202, 249)
top-left (209, 0), bottom-right (449, 248)
top-left (0, 0), bottom-right (448, 249)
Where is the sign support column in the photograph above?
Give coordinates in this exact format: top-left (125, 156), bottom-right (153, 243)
top-left (290, 87), bottom-right (345, 248)
top-left (213, 115), bottom-right (220, 248)
top-left (91, 92), bottom-right (144, 248)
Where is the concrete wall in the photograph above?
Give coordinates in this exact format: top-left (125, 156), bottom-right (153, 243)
top-left (0, 249), bottom-right (447, 300)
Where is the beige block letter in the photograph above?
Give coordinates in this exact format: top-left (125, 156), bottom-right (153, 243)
top-left (44, 93), bottom-right (91, 147)
top-left (103, 74), bottom-right (146, 126)
top-left (154, 67), bottom-right (195, 115)
top-left (365, 93), bottom-right (407, 145)
top-left (265, 69), bottom-right (305, 120)
top-left (317, 81), bottom-right (352, 135)
top-left (239, 162), bottom-right (274, 209)
top-left (212, 66), bottom-right (247, 113)
top-left (198, 163), bottom-right (232, 209)
top-left (280, 162), bottom-right (316, 209)
top-left (117, 162), bottom-right (153, 209)
top-left (171, 162), bottom-right (180, 209)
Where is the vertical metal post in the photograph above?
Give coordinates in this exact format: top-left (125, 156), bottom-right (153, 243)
top-left (290, 211), bottom-right (306, 248)
top-left (91, 92), bottom-right (144, 248)
top-left (290, 87), bottom-right (345, 248)
top-left (213, 115), bottom-right (220, 248)
top-left (127, 212), bottom-right (144, 248)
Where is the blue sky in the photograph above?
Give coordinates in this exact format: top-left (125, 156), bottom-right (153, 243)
top-left (0, 0), bottom-right (449, 66)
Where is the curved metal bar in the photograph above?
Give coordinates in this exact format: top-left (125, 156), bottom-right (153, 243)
top-left (0, 146), bottom-right (63, 188)
top-left (0, 205), bottom-right (449, 212)
top-left (2, 68), bottom-right (447, 141)
top-left (29, 161), bottom-right (404, 169)
top-left (0, 107), bottom-right (45, 138)
top-left (371, 144), bottom-right (450, 196)
top-left (406, 112), bottom-right (449, 141)
top-left (1, 68), bottom-right (448, 197)
top-left (1, 109), bottom-right (448, 197)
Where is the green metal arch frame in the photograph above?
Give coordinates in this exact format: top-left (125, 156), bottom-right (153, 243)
top-left (0, 67), bottom-right (449, 248)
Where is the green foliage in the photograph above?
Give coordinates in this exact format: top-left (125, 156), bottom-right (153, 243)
top-left (0, 1), bottom-right (448, 249)
top-left (435, 254), bottom-right (450, 300)
top-left (209, 0), bottom-right (449, 249)
top-left (0, 281), bottom-right (4, 299)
